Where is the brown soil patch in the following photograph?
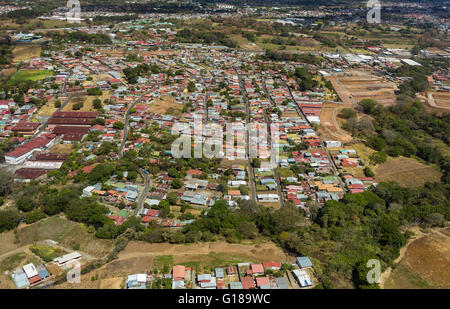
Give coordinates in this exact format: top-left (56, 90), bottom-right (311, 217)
top-left (328, 75), bottom-right (397, 107)
top-left (384, 227), bottom-right (450, 289)
top-left (374, 157), bottom-right (442, 187)
top-left (0, 68), bottom-right (17, 83)
top-left (319, 102), bottom-right (353, 143)
top-left (49, 144), bottom-right (74, 154)
top-left (148, 95), bottom-right (183, 116)
top-left (12, 45), bottom-right (41, 63)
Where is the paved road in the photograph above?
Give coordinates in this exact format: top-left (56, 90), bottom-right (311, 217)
top-left (118, 94), bottom-right (148, 158)
top-left (261, 78), bottom-right (285, 206)
top-left (235, 69), bottom-right (257, 202)
top-left (132, 169), bottom-right (151, 217)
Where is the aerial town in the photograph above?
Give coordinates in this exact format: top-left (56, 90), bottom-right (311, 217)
top-left (0, 0), bottom-right (448, 292)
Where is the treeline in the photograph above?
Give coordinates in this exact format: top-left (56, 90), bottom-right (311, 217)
top-left (176, 28), bottom-right (237, 48)
top-left (263, 50), bottom-right (322, 65)
top-left (0, 43), bottom-right (13, 65)
top-left (123, 63), bottom-right (161, 84)
top-left (6, 9), bottom-right (41, 20)
top-left (290, 67), bottom-right (318, 91)
top-left (92, 15), bottom-right (139, 24)
top-left (45, 31), bottom-right (111, 45)
top-left (344, 98), bottom-right (450, 184)
top-left (11, 184), bottom-right (137, 239)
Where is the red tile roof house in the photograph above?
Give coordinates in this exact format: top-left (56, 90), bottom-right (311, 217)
top-left (250, 263), bottom-right (265, 276)
top-left (172, 265), bottom-right (186, 281)
top-left (241, 277), bottom-right (255, 289)
top-left (263, 261), bottom-right (282, 270)
top-left (256, 277), bottom-right (270, 288)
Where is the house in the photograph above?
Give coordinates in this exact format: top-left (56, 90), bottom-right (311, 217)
top-left (250, 263), bottom-right (265, 276)
top-left (126, 274), bottom-right (146, 289)
top-left (53, 252), bottom-right (82, 267)
top-left (263, 261), bottom-right (282, 270)
top-left (241, 276), bottom-right (255, 289)
top-left (172, 265), bottom-right (186, 281)
top-left (229, 281), bottom-right (243, 289)
top-left (215, 267), bottom-right (224, 279)
top-left (292, 269), bottom-right (312, 287)
top-left (296, 256), bottom-right (313, 268)
top-left (275, 277), bottom-right (290, 289)
top-left (256, 277), bottom-right (270, 288)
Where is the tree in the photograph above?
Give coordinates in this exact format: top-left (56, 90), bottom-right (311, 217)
top-left (0, 210), bottom-right (21, 232)
top-left (364, 167), bottom-right (375, 177)
top-left (339, 108), bottom-right (357, 119)
top-left (0, 168), bottom-right (13, 196)
top-left (172, 178), bottom-right (182, 189)
top-left (252, 158), bottom-right (261, 168)
top-left (369, 151), bottom-right (387, 165)
top-left (93, 98), bottom-right (102, 109)
top-left (167, 192), bottom-right (178, 205)
top-left (113, 121), bottom-right (124, 130)
top-left (358, 99), bottom-right (379, 115)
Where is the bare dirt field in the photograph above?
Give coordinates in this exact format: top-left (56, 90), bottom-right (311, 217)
top-left (383, 227), bottom-right (450, 289)
top-left (0, 68), bottom-right (17, 83)
top-left (373, 157), bottom-right (442, 187)
top-left (63, 92), bottom-right (109, 112)
top-left (12, 45), bottom-right (41, 63)
top-left (328, 74), bottom-right (397, 107)
top-left (427, 92), bottom-right (450, 110)
top-left (148, 95), bottom-right (183, 116)
top-left (319, 102), bottom-right (353, 143)
top-left (49, 144), bottom-right (74, 154)
top-left (36, 98), bottom-right (59, 117)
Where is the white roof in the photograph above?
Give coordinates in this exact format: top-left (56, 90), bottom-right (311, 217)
top-left (53, 251), bottom-right (82, 264)
top-left (23, 263), bottom-right (38, 278)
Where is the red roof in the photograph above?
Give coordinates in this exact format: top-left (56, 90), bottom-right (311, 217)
top-left (82, 164), bottom-right (96, 174)
top-left (256, 277), bottom-right (270, 287)
top-left (263, 261), bottom-right (282, 269)
top-left (172, 265), bottom-right (186, 281)
top-left (251, 263), bottom-right (264, 274)
top-left (241, 277), bottom-right (255, 289)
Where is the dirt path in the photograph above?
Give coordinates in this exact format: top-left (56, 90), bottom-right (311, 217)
top-left (380, 226), bottom-right (447, 289)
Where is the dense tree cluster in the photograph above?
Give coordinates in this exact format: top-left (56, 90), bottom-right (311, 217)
top-left (176, 28), bottom-right (237, 48)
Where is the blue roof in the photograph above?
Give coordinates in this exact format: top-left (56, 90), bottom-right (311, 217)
top-left (13, 272), bottom-right (30, 289)
top-left (296, 256), bottom-right (313, 268)
top-left (229, 282), bottom-right (243, 289)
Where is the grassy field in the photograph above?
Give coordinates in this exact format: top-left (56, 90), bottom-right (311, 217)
top-left (36, 98), bottom-right (61, 116)
top-left (374, 157), bottom-right (442, 187)
top-left (29, 244), bottom-right (68, 263)
top-left (385, 228), bottom-right (450, 289)
top-left (15, 216), bottom-right (114, 258)
top-left (0, 252), bottom-right (27, 273)
top-left (7, 70), bottom-right (53, 86)
top-left (149, 95), bottom-right (183, 116)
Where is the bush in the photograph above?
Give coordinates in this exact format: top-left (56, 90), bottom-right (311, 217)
top-left (339, 108), bottom-right (357, 119)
